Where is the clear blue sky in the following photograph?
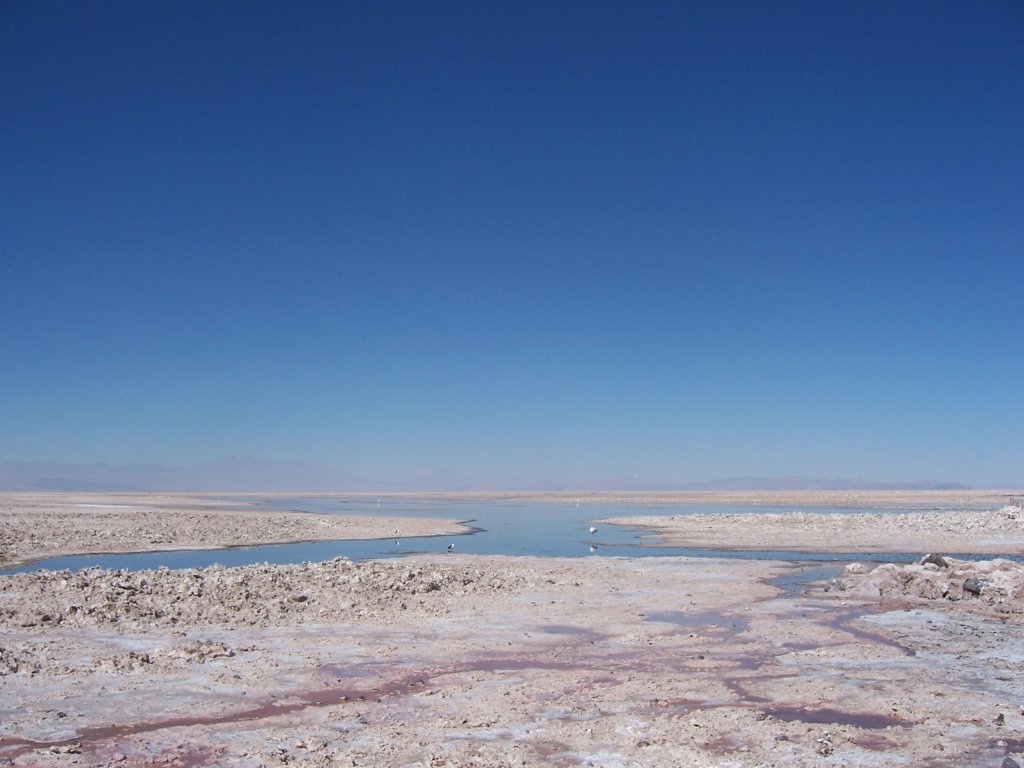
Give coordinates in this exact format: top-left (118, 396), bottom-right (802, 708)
top-left (2, 1), bottom-right (1022, 487)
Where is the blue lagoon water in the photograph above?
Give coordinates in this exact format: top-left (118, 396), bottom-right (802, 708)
top-left (1, 496), bottom-right (998, 574)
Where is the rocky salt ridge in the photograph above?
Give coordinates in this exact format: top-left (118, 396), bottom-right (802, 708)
top-left (826, 504), bottom-right (1024, 616)
top-left (0, 556), bottom-right (547, 634)
top-left (1, 639), bottom-right (238, 677)
top-left (3, 555), bottom-right (1024, 767)
top-left (836, 553), bottom-right (1024, 616)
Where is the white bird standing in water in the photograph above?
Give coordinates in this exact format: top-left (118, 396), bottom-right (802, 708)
top-left (447, 543), bottom-right (455, 552)
top-left (589, 526), bottom-right (598, 535)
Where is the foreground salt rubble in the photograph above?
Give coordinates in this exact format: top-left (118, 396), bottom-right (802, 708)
top-left (0, 557), bottom-right (529, 631)
top-left (2, 492), bottom-right (1024, 767)
top-left (3, 553), bottom-right (1024, 767)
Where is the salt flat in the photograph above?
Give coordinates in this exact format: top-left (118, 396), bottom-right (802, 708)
top-left (1, 492), bottom-right (1023, 767)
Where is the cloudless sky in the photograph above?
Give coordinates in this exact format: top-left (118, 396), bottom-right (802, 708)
top-left (2, 1), bottom-right (1022, 487)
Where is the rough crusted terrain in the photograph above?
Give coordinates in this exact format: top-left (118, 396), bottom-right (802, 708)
top-left (839, 554), bottom-right (1024, 616)
top-left (1, 493), bottom-right (1023, 767)
top-left (0, 494), bottom-right (469, 570)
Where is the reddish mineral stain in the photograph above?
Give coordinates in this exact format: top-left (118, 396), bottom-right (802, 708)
top-left (761, 705), bottom-right (913, 729)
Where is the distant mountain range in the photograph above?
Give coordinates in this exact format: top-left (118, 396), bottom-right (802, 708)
top-left (0, 458), bottom-right (971, 492)
top-left (526, 475), bottom-right (970, 492)
top-left (673, 476), bottom-right (971, 492)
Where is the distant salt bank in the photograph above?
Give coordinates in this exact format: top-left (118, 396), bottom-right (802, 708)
top-left (599, 503), bottom-right (1024, 555)
top-left (0, 493), bottom-right (470, 569)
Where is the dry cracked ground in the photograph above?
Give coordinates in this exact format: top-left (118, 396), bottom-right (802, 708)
top-left (2, 493), bottom-right (1024, 767)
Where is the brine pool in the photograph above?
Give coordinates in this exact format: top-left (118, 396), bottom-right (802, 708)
top-left (2, 495), bottom-right (998, 574)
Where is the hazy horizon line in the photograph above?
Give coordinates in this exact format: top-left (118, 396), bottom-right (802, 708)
top-left (0, 456), bottom-right (1013, 493)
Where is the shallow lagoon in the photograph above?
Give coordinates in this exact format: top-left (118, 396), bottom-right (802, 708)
top-left (4, 496), bottom-right (979, 574)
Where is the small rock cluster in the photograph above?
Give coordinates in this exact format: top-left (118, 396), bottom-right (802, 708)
top-left (0, 557), bottom-right (530, 631)
top-left (0, 644), bottom-right (40, 675)
top-left (92, 640), bottom-right (237, 673)
top-left (840, 554), bottom-right (1024, 615)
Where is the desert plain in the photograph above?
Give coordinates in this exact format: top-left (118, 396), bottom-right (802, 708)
top-left (2, 490), bottom-right (1024, 767)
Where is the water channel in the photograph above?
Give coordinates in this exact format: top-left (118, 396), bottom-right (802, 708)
top-left (5, 495), bottom-right (1001, 575)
